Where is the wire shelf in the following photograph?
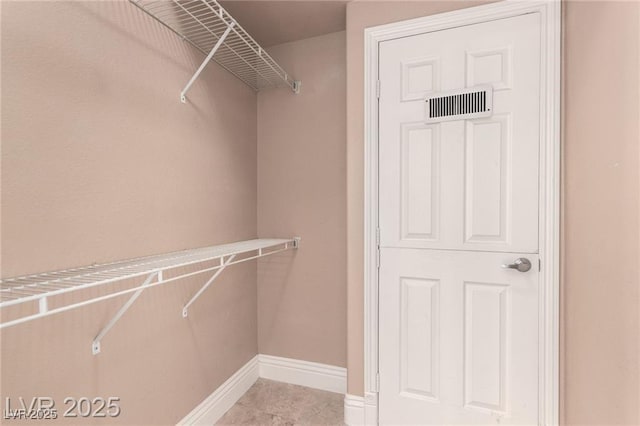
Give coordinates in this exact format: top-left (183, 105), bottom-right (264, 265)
top-left (130, 0), bottom-right (300, 94)
top-left (0, 238), bottom-right (299, 331)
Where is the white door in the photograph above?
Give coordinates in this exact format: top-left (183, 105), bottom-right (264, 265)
top-left (378, 13), bottom-right (542, 425)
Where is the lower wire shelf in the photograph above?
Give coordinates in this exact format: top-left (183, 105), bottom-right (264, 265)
top-left (0, 238), bottom-right (299, 353)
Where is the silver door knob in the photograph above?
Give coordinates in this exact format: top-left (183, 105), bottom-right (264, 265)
top-left (501, 258), bottom-right (531, 272)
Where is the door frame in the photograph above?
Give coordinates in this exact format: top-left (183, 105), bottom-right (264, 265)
top-left (363, 1), bottom-right (561, 424)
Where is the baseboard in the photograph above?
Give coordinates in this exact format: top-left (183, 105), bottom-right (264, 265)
top-left (177, 355), bottom-right (259, 426)
top-left (344, 392), bottom-right (378, 426)
top-left (344, 394), bottom-right (365, 425)
top-left (178, 355), bottom-right (347, 425)
top-left (258, 354), bottom-right (347, 394)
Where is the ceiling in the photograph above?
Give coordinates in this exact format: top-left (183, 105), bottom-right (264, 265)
top-left (219, 1), bottom-right (347, 47)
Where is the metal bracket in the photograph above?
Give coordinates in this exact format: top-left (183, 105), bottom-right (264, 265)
top-left (180, 22), bottom-right (235, 103)
top-left (293, 80), bottom-right (302, 94)
top-left (182, 254), bottom-right (236, 318)
top-left (92, 271), bottom-right (160, 355)
top-left (39, 296), bottom-right (48, 316)
top-left (293, 237), bottom-right (301, 249)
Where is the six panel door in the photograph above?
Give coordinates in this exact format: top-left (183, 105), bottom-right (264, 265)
top-left (378, 12), bottom-right (542, 425)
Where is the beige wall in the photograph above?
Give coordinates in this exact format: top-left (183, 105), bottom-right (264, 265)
top-left (1, 1), bottom-right (258, 424)
top-left (346, 2), bottom-right (640, 425)
top-left (562, 2), bottom-right (640, 424)
top-left (257, 31), bottom-right (347, 367)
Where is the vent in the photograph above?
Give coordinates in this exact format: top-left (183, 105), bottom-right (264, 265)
top-left (424, 85), bottom-right (493, 123)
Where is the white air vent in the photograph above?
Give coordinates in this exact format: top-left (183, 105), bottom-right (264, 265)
top-left (424, 85), bottom-right (493, 123)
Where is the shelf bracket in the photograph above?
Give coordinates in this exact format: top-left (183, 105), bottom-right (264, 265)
top-left (293, 80), bottom-right (302, 94)
top-left (92, 271), bottom-right (160, 355)
top-left (182, 254), bottom-right (236, 318)
top-left (180, 22), bottom-right (235, 103)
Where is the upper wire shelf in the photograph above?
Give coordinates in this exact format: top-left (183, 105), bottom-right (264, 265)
top-left (130, 0), bottom-right (301, 97)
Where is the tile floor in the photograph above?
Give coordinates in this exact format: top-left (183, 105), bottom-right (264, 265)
top-left (217, 379), bottom-right (344, 425)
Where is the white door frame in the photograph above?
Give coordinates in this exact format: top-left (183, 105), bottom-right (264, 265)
top-left (363, 1), bottom-right (561, 424)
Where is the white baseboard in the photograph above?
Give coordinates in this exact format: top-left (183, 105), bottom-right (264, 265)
top-left (344, 392), bottom-right (378, 426)
top-left (344, 394), bottom-right (365, 425)
top-left (258, 354), bottom-right (347, 394)
top-left (178, 355), bottom-right (259, 426)
top-left (178, 354), bottom-right (347, 425)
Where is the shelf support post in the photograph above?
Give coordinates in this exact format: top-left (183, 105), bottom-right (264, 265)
top-left (92, 271), bottom-right (160, 355)
top-left (182, 254), bottom-right (236, 318)
top-left (180, 22), bottom-right (235, 103)
top-left (39, 296), bottom-right (48, 315)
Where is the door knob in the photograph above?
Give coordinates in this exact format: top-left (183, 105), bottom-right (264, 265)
top-left (501, 258), bottom-right (531, 272)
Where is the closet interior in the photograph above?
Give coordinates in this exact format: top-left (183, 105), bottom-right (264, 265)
top-left (1, 0), bottom-right (346, 424)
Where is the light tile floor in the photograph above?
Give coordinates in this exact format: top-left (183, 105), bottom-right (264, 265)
top-left (217, 379), bottom-right (344, 425)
